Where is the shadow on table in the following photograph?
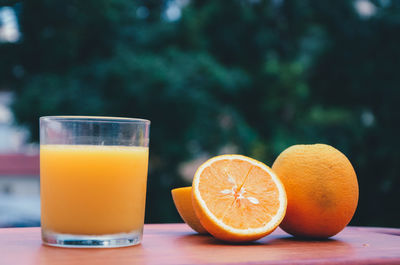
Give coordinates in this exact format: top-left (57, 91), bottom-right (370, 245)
top-left (34, 244), bottom-right (148, 265)
top-left (176, 232), bottom-right (346, 245)
top-left (173, 232), bottom-right (355, 264)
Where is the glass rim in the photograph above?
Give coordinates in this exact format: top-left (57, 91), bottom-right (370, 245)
top-left (40, 116), bottom-right (150, 124)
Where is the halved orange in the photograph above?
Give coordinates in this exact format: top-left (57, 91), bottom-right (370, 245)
top-left (171, 187), bottom-right (208, 234)
top-left (192, 155), bottom-right (287, 242)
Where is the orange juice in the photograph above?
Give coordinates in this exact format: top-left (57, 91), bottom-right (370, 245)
top-left (40, 144), bottom-right (149, 235)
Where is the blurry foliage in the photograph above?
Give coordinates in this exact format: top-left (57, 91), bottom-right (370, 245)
top-left (1, 0), bottom-right (399, 227)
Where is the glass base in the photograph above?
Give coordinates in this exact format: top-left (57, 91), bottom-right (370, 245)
top-left (42, 229), bottom-right (142, 248)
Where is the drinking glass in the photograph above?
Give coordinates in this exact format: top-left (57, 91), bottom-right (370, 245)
top-left (40, 116), bottom-right (150, 248)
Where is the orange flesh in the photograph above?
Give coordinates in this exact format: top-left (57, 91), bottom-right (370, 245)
top-left (198, 158), bottom-right (280, 230)
top-left (171, 187), bottom-right (208, 234)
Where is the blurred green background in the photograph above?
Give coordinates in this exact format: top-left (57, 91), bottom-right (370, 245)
top-left (0, 0), bottom-right (399, 227)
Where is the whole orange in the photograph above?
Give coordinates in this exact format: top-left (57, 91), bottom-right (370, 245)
top-left (272, 144), bottom-right (359, 238)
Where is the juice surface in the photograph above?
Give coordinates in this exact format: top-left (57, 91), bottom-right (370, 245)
top-left (40, 145), bottom-right (148, 235)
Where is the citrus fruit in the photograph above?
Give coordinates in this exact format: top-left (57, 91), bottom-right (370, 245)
top-left (171, 187), bottom-right (208, 234)
top-left (272, 144), bottom-right (359, 238)
top-left (192, 155), bottom-right (287, 242)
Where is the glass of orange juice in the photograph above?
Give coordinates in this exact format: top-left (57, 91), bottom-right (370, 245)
top-left (40, 116), bottom-right (150, 248)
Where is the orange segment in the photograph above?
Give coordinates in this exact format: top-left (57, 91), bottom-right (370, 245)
top-left (171, 187), bottom-right (208, 234)
top-left (192, 155), bottom-right (287, 242)
top-left (239, 166), bottom-right (281, 227)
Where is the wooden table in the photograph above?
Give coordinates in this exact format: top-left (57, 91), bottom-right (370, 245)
top-left (1, 224), bottom-right (399, 265)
